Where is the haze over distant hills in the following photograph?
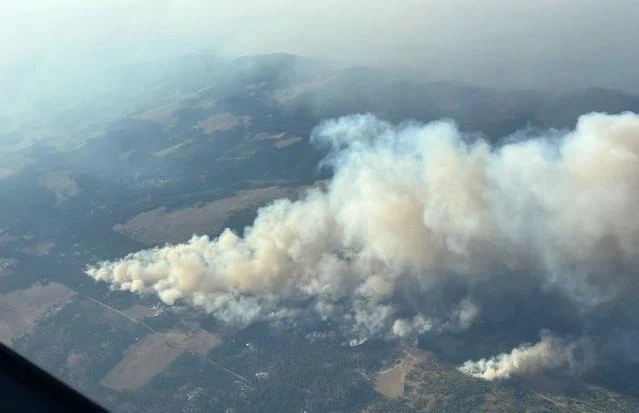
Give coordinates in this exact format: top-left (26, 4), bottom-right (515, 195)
top-left (4, 0), bottom-right (639, 93)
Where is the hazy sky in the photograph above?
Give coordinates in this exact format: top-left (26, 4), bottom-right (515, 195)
top-left (3, 0), bottom-right (639, 89)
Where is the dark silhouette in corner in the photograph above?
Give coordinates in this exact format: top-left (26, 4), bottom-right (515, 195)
top-left (0, 343), bottom-right (109, 412)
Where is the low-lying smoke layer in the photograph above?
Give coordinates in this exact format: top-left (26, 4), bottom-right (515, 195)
top-left (458, 332), bottom-right (591, 380)
top-left (86, 111), bottom-right (639, 344)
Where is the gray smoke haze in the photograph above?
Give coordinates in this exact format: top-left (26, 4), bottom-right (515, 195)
top-left (458, 332), bottom-right (593, 380)
top-left (87, 111), bottom-right (639, 347)
top-left (3, 1), bottom-right (639, 91)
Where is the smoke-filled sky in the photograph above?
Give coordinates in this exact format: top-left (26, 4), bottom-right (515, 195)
top-left (88, 111), bottom-right (639, 377)
top-left (3, 0), bottom-right (639, 90)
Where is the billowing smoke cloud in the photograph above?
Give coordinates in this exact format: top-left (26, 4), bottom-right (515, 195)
top-left (87, 111), bottom-right (639, 344)
top-left (458, 332), bottom-right (593, 380)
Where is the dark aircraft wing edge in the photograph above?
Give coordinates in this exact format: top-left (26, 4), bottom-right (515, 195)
top-left (0, 343), bottom-right (110, 412)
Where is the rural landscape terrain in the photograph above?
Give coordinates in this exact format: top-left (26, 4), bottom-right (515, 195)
top-left (2, 53), bottom-right (639, 412)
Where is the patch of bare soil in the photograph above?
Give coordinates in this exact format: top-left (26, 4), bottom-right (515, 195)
top-left (196, 113), bottom-right (251, 134)
top-left (100, 329), bottom-right (220, 391)
top-left (133, 100), bottom-right (186, 126)
top-left (113, 186), bottom-right (306, 245)
top-left (374, 348), bottom-right (428, 398)
top-left (38, 170), bottom-right (80, 203)
top-left (0, 282), bottom-right (76, 345)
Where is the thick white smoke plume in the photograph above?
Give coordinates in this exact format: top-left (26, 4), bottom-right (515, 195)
top-left (458, 332), bottom-right (591, 380)
top-left (87, 112), bottom-right (639, 342)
